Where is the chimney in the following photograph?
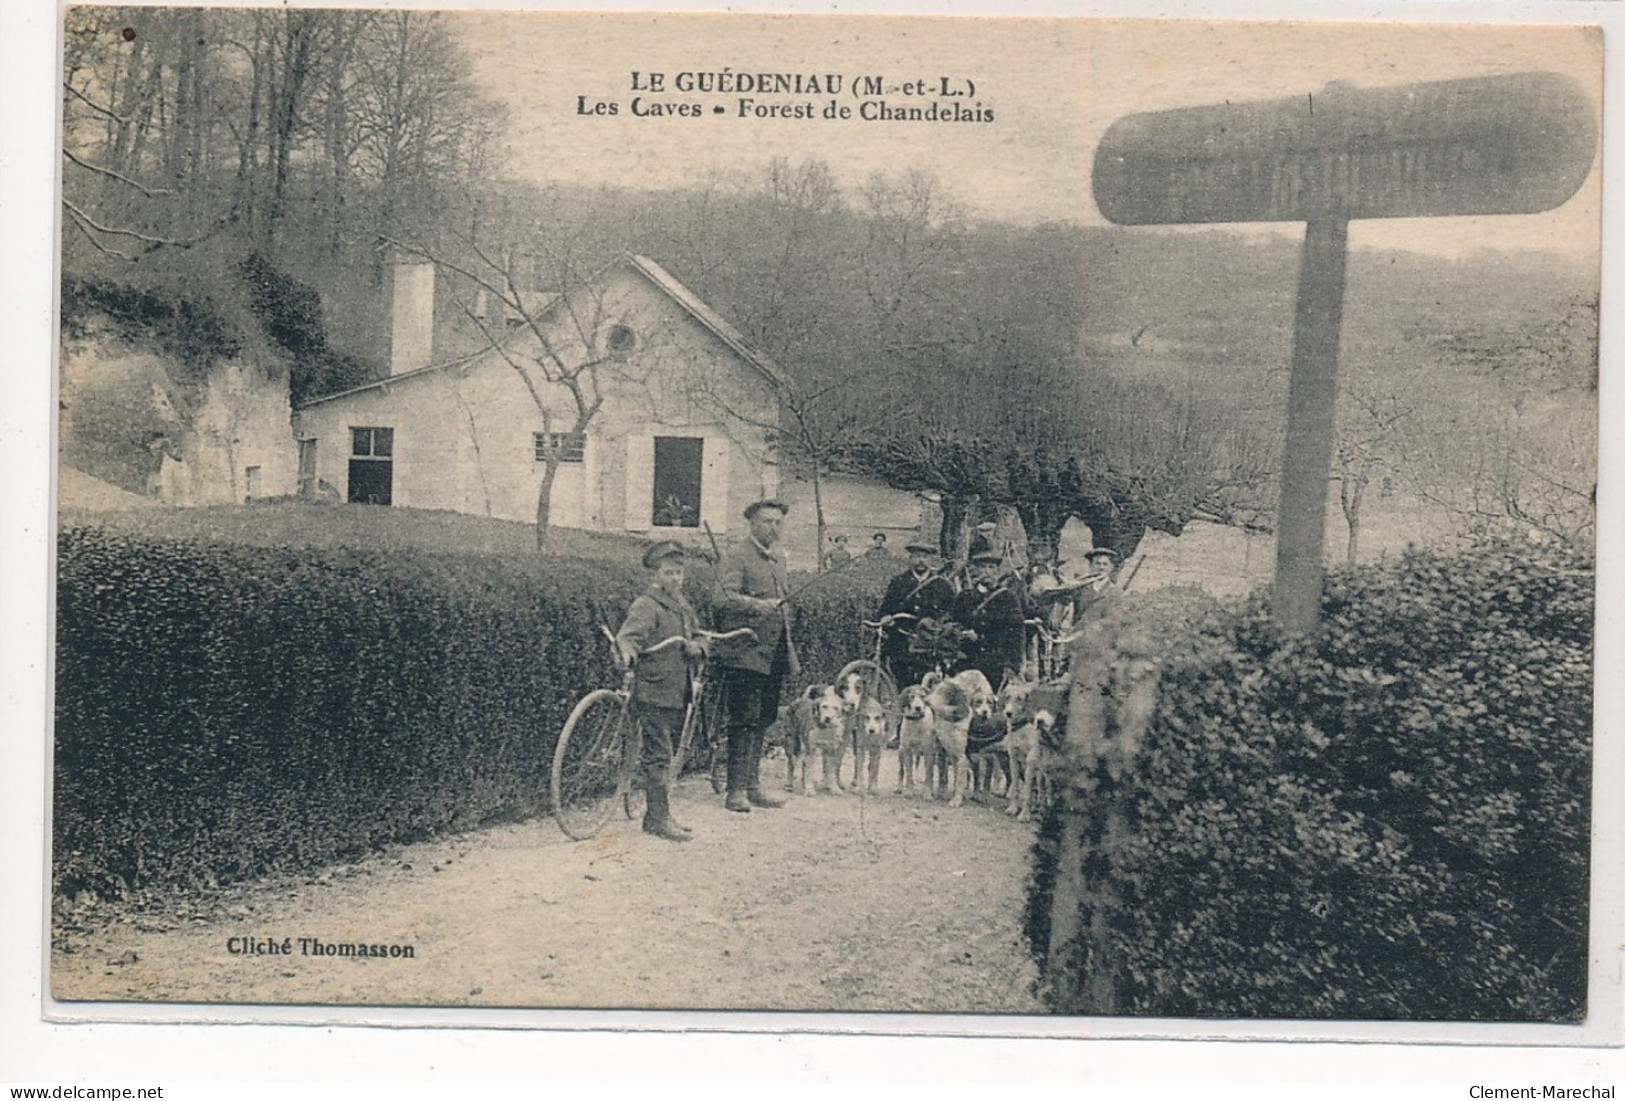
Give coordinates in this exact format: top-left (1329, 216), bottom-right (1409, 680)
top-left (390, 258), bottom-right (436, 376)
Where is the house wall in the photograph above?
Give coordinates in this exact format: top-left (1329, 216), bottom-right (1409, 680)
top-left (294, 265), bottom-right (779, 537)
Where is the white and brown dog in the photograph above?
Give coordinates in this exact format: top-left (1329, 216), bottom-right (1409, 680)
top-left (923, 673), bottom-right (975, 808)
top-left (894, 684), bottom-right (937, 797)
top-left (999, 678), bottom-right (1069, 821)
top-left (775, 684), bottom-right (849, 796)
top-left (847, 694), bottom-right (890, 797)
top-left (953, 670), bottom-right (1007, 800)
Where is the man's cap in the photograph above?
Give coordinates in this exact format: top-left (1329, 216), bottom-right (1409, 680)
top-left (905, 541), bottom-right (938, 555)
top-left (1085, 547), bottom-right (1120, 562)
top-left (970, 551), bottom-right (1004, 565)
top-left (743, 498), bottom-right (789, 520)
top-left (833, 534), bottom-right (849, 543)
top-left (642, 539), bottom-right (687, 569)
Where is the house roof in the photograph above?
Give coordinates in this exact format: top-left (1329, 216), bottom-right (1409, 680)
top-left (297, 252), bottom-right (786, 409)
top-left (622, 253), bottom-right (787, 390)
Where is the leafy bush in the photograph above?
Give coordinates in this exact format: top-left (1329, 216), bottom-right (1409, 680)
top-left (1027, 544), bottom-right (1592, 1021)
top-left (54, 527), bottom-right (887, 899)
top-left (239, 253), bottom-right (372, 404)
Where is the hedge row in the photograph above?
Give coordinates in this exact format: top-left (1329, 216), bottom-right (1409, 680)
top-left (1026, 543), bottom-right (1593, 1021)
top-left (54, 527), bottom-right (886, 899)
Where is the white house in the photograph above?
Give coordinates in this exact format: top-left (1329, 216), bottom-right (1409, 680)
top-left (293, 253), bottom-right (784, 538)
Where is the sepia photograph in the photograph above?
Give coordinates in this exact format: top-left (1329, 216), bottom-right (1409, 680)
top-left (35, 1), bottom-right (1615, 1043)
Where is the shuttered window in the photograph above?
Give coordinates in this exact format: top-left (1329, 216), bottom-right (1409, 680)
top-left (534, 431), bottom-right (586, 464)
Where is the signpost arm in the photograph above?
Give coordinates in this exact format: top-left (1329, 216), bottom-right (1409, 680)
top-left (1273, 215), bottom-right (1349, 634)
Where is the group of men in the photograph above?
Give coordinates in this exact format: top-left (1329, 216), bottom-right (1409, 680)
top-left (614, 497), bottom-right (1122, 843)
top-left (873, 534), bottom-right (1120, 690)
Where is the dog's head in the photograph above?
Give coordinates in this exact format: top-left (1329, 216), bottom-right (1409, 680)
top-left (856, 696), bottom-right (889, 742)
top-left (898, 685), bottom-right (933, 721)
top-left (832, 670), bottom-right (867, 713)
top-left (967, 686), bottom-right (997, 723)
top-left (1027, 682), bottom-right (1071, 748)
top-left (1000, 679), bottom-right (1036, 726)
top-left (802, 684), bottom-right (847, 729)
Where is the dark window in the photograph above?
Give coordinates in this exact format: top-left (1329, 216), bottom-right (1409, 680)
top-left (606, 324), bottom-right (637, 356)
top-left (348, 426), bottom-right (394, 506)
top-left (351, 427), bottom-right (394, 458)
top-left (534, 432), bottom-right (586, 464)
top-left (652, 436), bottom-right (703, 528)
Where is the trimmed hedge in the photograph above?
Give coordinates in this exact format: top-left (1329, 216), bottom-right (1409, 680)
top-left (1026, 543), bottom-right (1593, 1021)
top-left (54, 527), bottom-right (886, 899)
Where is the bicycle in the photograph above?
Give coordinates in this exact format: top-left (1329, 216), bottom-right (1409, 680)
top-left (1024, 617), bottom-right (1067, 682)
top-left (550, 625), bottom-right (754, 841)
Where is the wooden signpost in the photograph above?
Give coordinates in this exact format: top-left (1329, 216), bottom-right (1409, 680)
top-left (1092, 72), bottom-right (1595, 631)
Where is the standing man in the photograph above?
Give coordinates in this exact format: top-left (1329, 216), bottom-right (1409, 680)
top-left (824, 533), bottom-right (853, 571)
top-left (952, 551), bottom-right (1029, 688)
top-left (711, 499), bottom-right (796, 813)
top-left (876, 541), bottom-right (957, 688)
top-left (1073, 547), bottom-right (1122, 625)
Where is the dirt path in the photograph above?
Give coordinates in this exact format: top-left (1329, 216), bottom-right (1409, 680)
top-left (52, 757), bottom-right (1046, 1014)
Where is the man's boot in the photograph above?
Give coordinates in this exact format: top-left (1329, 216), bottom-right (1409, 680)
top-left (745, 726), bottom-right (787, 808)
top-left (724, 727), bottom-right (752, 813)
top-left (642, 782), bottom-right (691, 842)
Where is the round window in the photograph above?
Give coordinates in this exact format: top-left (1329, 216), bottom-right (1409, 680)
top-left (606, 324), bottom-right (637, 356)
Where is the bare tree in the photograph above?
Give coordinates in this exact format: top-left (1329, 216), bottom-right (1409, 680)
top-left (1334, 382), bottom-right (1411, 564)
top-left (386, 203), bottom-right (637, 551)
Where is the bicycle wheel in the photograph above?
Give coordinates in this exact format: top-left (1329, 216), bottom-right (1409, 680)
top-left (552, 689), bottom-right (630, 841)
top-left (670, 679), bottom-right (728, 792)
top-left (837, 659), bottom-right (898, 712)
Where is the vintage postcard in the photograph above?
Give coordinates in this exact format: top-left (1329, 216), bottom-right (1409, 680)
top-left (30, 0), bottom-right (1621, 1055)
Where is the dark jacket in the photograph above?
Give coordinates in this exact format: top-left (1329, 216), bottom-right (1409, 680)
top-left (616, 582), bottom-right (700, 710)
top-left (952, 580), bottom-right (1027, 681)
top-left (711, 537), bottom-right (797, 675)
top-left (876, 568), bottom-right (957, 662)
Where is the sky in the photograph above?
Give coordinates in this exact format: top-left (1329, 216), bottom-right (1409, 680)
top-left (452, 12), bottom-right (1602, 263)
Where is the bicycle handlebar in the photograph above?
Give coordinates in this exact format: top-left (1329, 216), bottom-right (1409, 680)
top-left (1024, 617), bottom-right (1059, 643)
top-left (861, 612), bottom-right (918, 630)
top-left (640, 627), bottom-right (756, 655)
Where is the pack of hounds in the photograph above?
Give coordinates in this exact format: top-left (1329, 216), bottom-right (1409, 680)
top-left (769, 667), bottom-right (1072, 822)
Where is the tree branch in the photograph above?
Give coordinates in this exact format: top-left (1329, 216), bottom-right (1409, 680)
top-left (62, 148), bottom-right (174, 197)
top-left (61, 198), bottom-right (235, 251)
top-left (63, 81), bottom-right (130, 125)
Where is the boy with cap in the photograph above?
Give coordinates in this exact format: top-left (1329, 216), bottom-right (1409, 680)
top-left (615, 539), bottom-right (705, 842)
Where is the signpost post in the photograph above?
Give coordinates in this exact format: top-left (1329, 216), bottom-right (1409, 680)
top-left (1092, 72), bottom-right (1595, 632)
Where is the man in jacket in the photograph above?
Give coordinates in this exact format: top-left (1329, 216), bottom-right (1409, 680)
top-left (615, 539), bottom-right (704, 842)
top-left (876, 541), bottom-right (957, 688)
top-left (952, 551), bottom-right (1030, 687)
top-left (710, 499), bottom-right (797, 813)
